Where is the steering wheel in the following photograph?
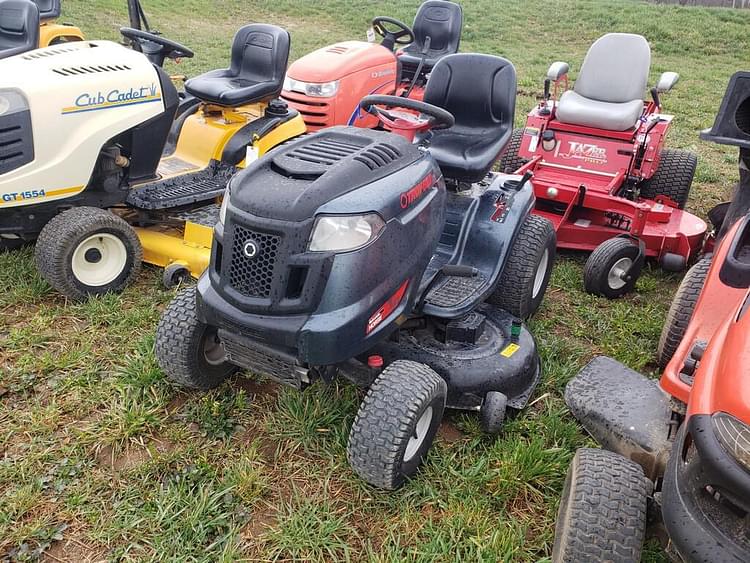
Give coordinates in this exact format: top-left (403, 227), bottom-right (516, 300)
top-left (371, 16), bottom-right (414, 50)
top-left (360, 95), bottom-right (454, 134)
top-left (120, 27), bottom-right (194, 66)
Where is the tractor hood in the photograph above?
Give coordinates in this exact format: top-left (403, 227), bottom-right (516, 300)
top-left (286, 40), bottom-right (395, 82)
top-left (228, 126), bottom-right (426, 222)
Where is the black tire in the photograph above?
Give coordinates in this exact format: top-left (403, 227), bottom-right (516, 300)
top-left (347, 360), bottom-right (447, 490)
top-left (163, 263), bottom-right (191, 289)
top-left (34, 207), bottom-right (142, 301)
top-left (488, 214), bottom-right (556, 319)
top-left (155, 287), bottom-right (238, 390)
top-left (583, 237), bottom-right (642, 299)
top-left (552, 448), bottom-right (652, 563)
top-left (640, 148), bottom-right (697, 210)
top-left (480, 391), bottom-right (507, 434)
top-left (656, 255), bottom-right (711, 368)
top-left (498, 128), bottom-right (528, 173)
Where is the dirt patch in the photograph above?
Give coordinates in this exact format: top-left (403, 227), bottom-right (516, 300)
top-left (437, 419), bottom-right (465, 444)
top-left (241, 502), bottom-right (278, 540)
top-left (43, 536), bottom-right (106, 563)
top-left (233, 378), bottom-right (280, 401)
top-left (95, 438), bottom-right (174, 471)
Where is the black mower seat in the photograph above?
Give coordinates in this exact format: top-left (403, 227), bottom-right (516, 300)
top-left (0, 0), bottom-right (39, 59)
top-left (185, 23), bottom-right (290, 107)
top-left (32, 0), bottom-right (59, 21)
top-left (424, 53), bottom-right (516, 183)
top-left (556, 33), bottom-right (650, 132)
top-left (398, 0), bottom-right (462, 75)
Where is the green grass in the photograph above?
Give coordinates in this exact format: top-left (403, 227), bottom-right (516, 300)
top-left (1, 0), bottom-right (749, 560)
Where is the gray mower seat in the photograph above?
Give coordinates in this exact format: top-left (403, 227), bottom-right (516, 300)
top-left (556, 33), bottom-right (650, 132)
top-left (185, 24), bottom-right (289, 107)
top-left (398, 0), bottom-right (462, 76)
top-left (424, 53), bottom-right (516, 183)
top-left (32, 0), bottom-right (59, 21)
top-left (0, 0), bottom-right (39, 59)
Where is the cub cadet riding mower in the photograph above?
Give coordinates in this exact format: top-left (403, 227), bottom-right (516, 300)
top-left (500, 33), bottom-right (707, 298)
top-left (281, 0), bottom-right (462, 130)
top-left (0, 0), bottom-right (83, 60)
top-left (156, 54), bottom-right (556, 490)
top-left (0, 24), bottom-right (305, 300)
top-left (551, 73), bottom-right (750, 562)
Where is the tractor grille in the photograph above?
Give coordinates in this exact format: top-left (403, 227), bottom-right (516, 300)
top-left (281, 90), bottom-right (332, 130)
top-left (228, 225), bottom-right (281, 299)
top-left (0, 109), bottom-right (33, 176)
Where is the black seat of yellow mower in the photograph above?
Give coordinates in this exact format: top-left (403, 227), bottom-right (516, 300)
top-left (185, 23), bottom-right (290, 107)
top-left (32, 0), bottom-right (59, 21)
top-left (0, 0), bottom-right (39, 59)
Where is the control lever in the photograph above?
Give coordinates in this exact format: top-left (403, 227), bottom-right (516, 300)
top-left (504, 171), bottom-right (534, 191)
top-left (403, 36), bottom-right (431, 98)
top-left (540, 79), bottom-right (552, 116)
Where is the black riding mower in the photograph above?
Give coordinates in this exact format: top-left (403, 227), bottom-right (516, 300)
top-left (155, 53), bottom-right (556, 489)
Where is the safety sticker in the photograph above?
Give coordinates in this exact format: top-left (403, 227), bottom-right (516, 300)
top-left (500, 343), bottom-right (520, 358)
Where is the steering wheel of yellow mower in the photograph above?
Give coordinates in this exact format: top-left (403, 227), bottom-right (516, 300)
top-left (371, 16), bottom-right (414, 50)
top-left (360, 94), bottom-right (454, 134)
top-left (120, 27), bottom-right (194, 66)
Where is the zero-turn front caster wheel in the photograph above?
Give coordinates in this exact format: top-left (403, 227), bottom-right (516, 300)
top-left (163, 263), bottom-right (192, 289)
top-left (583, 237), bottom-right (643, 299)
top-left (347, 360), bottom-right (447, 490)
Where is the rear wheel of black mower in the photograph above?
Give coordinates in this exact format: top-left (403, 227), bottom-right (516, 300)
top-left (155, 287), bottom-right (238, 389)
top-left (489, 214), bottom-right (556, 319)
top-left (552, 448), bottom-right (652, 563)
top-left (498, 128), bottom-right (528, 173)
top-left (347, 360), bottom-right (446, 490)
top-left (584, 237), bottom-right (643, 298)
top-left (656, 255), bottom-right (711, 368)
top-left (640, 148), bottom-right (697, 210)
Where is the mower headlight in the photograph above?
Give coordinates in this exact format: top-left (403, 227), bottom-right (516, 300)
top-left (712, 412), bottom-right (750, 473)
top-left (283, 76), bottom-right (340, 98)
top-left (309, 213), bottom-right (385, 252)
top-left (0, 90), bottom-right (28, 117)
top-left (218, 187), bottom-right (230, 225)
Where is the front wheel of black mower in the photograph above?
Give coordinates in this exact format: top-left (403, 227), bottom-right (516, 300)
top-left (488, 214), bottom-right (556, 319)
top-left (347, 360), bottom-right (447, 490)
top-left (583, 237), bottom-right (643, 298)
top-left (656, 255), bottom-right (711, 368)
top-left (155, 287), bottom-right (238, 390)
top-left (552, 448), bottom-right (652, 563)
top-left (480, 391), bottom-right (507, 434)
top-left (639, 148), bottom-right (697, 210)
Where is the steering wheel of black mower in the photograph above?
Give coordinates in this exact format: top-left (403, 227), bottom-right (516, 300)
top-left (360, 95), bottom-right (454, 134)
top-left (371, 16), bottom-right (414, 50)
top-left (120, 27), bottom-right (194, 66)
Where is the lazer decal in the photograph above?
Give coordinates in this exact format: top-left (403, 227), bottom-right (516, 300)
top-left (62, 84), bottom-right (162, 115)
top-left (559, 141), bottom-right (608, 165)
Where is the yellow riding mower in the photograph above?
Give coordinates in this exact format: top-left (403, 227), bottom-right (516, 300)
top-left (0, 24), bottom-right (305, 300)
top-left (0, 0), bottom-right (84, 59)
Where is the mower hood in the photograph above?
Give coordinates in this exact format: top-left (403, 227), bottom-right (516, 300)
top-left (285, 41), bottom-right (395, 82)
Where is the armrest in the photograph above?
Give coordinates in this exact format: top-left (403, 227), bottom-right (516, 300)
top-left (547, 61), bottom-right (569, 82)
top-left (656, 71), bottom-right (679, 93)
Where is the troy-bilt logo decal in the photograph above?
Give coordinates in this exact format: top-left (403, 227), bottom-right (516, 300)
top-left (559, 141), bottom-right (608, 165)
top-left (62, 83), bottom-right (161, 115)
top-left (367, 279), bottom-right (410, 335)
top-left (399, 172), bottom-right (434, 209)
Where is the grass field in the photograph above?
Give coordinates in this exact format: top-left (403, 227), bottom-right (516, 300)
top-left (1, 0), bottom-right (749, 561)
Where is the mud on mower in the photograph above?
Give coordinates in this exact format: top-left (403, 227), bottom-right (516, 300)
top-left (156, 53), bottom-right (557, 490)
top-left (552, 73), bottom-right (750, 563)
top-left (501, 33), bottom-right (707, 298)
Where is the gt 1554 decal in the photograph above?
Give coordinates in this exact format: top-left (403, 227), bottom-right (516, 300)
top-left (2, 189), bottom-right (45, 202)
top-left (62, 83), bottom-right (162, 115)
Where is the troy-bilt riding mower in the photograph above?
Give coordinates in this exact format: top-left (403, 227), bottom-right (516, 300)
top-left (156, 53), bottom-right (557, 490)
top-left (0, 0), bottom-right (83, 59)
top-left (551, 73), bottom-right (750, 562)
top-left (281, 0), bottom-right (462, 130)
top-left (501, 33), bottom-right (707, 298)
top-left (0, 24), bottom-right (305, 300)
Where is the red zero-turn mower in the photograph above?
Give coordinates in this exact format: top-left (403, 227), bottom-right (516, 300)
top-left (281, 0), bottom-right (462, 130)
top-left (551, 73), bottom-right (750, 562)
top-left (500, 33), bottom-right (707, 298)
top-left (155, 54), bottom-right (558, 490)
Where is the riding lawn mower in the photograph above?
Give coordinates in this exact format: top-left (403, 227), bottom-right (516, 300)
top-left (0, 23), bottom-right (306, 300)
top-left (0, 0), bottom-right (83, 60)
top-left (501, 33), bottom-right (707, 298)
top-left (551, 72), bottom-right (750, 562)
top-left (281, 0), bottom-right (462, 130)
top-left (155, 53), bottom-right (557, 490)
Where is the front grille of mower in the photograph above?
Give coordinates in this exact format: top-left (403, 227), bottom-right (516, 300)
top-left (0, 110), bottom-right (33, 175)
top-left (228, 225), bottom-right (281, 299)
top-left (281, 90), bottom-right (332, 130)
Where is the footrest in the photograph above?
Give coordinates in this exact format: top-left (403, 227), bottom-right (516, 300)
top-left (565, 356), bottom-right (672, 478)
top-left (127, 164), bottom-right (236, 210)
top-left (171, 204), bottom-right (220, 227)
top-left (424, 274), bottom-right (486, 309)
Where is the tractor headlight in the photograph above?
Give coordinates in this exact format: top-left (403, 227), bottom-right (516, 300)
top-left (218, 187), bottom-right (230, 225)
top-left (283, 76), bottom-right (340, 98)
top-left (308, 213), bottom-right (385, 252)
top-left (0, 90), bottom-right (28, 117)
top-left (712, 412), bottom-right (750, 473)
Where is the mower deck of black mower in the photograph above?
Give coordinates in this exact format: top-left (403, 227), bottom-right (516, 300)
top-left (169, 204), bottom-right (220, 227)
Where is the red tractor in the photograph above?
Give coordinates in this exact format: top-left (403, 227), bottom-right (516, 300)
top-left (502, 33), bottom-right (707, 298)
top-left (551, 72), bottom-right (750, 562)
top-left (281, 0), bottom-right (462, 130)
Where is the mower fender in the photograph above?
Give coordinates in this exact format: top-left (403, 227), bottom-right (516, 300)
top-left (565, 356), bottom-right (673, 479)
